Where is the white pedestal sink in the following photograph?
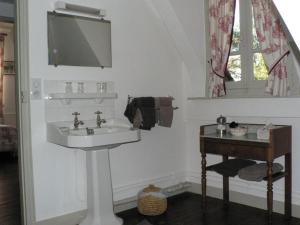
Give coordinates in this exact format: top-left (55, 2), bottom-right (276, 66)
top-left (47, 119), bottom-right (141, 225)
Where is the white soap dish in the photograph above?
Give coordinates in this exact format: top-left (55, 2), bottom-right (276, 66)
top-left (230, 126), bottom-right (248, 137)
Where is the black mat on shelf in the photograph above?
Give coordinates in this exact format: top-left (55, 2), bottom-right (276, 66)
top-left (238, 163), bottom-right (284, 181)
top-left (206, 158), bottom-right (256, 177)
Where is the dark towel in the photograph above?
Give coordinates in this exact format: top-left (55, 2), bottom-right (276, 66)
top-left (124, 97), bottom-right (156, 130)
top-left (133, 108), bottom-right (143, 129)
top-left (124, 98), bottom-right (138, 124)
top-left (137, 97), bottom-right (156, 130)
top-left (238, 163), bottom-right (284, 182)
top-left (155, 98), bottom-right (160, 123)
top-left (208, 158), bottom-right (257, 177)
top-left (155, 97), bottom-right (173, 127)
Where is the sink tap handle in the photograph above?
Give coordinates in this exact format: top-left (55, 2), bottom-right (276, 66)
top-left (95, 111), bottom-right (105, 127)
top-left (72, 112), bottom-right (80, 116)
top-left (94, 111), bottom-right (102, 115)
top-left (72, 112), bottom-right (80, 122)
top-left (72, 112), bottom-right (84, 129)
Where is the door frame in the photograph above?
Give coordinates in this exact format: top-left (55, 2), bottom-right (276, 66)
top-left (15, 0), bottom-right (36, 224)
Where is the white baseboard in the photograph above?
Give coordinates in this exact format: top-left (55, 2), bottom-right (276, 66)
top-left (113, 171), bottom-right (186, 201)
top-left (35, 210), bottom-right (87, 225)
top-left (114, 181), bottom-right (191, 213)
top-left (186, 170), bottom-right (300, 204)
top-left (186, 171), bottom-right (300, 218)
top-left (35, 172), bottom-right (186, 225)
top-left (114, 182), bottom-right (300, 219)
top-left (35, 170), bottom-right (300, 224)
top-left (114, 195), bottom-right (138, 214)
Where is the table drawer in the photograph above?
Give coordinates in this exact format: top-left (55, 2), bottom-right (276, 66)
top-left (203, 141), bottom-right (267, 161)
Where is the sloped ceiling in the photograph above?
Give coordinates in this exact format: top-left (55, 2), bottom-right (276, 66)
top-left (146, 0), bottom-right (206, 97)
top-left (273, 1), bottom-right (300, 52)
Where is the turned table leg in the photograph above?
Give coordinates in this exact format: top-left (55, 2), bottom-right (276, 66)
top-left (201, 152), bottom-right (207, 214)
top-left (267, 160), bottom-right (273, 225)
top-left (223, 155), bottom-right (229, 209)
top-left (285, 153), bottom-right (292, 220)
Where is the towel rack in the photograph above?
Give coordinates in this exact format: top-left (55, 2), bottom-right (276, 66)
top-left (127, 95), bottom-right (179, 110)
top-left (127, 95), bottom-right (132, 104)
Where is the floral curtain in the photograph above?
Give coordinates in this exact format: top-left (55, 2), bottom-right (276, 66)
top-left (0, 35), bottom-right (4, 119)
top-left (208, 0), bottom-right (236, 98)
top-left (251, 0), bottom-right (290, 96)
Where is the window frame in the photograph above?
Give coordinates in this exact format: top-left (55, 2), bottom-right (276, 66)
top-left (226, 0), bottom-right (266, 91)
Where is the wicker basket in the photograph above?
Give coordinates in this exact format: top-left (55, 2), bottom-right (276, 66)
top-left (137, 185), bottom-right (167, 216)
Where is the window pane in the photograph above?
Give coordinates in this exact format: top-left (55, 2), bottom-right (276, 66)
top-left (253, 53), bottom-right (268, 80)
top-left (227, 55), bottom-right (242, 81)
top-left (252, 8), bottom-right (259, 49)
top-left (231, 0), bottom-right (240, 52)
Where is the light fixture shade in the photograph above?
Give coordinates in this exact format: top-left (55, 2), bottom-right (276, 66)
top-left (54, 1), bottom-right (106, 18)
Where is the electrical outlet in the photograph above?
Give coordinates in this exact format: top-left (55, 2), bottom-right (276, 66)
top-left (30, 78), bottom-right (42, 100)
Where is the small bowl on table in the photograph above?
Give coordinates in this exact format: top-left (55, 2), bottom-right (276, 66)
top-left (230, 126), bottom-right (248, 137)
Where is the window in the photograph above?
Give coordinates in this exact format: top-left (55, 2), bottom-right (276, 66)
top-left (226, 0), bottom-right (268, 90)
top-left (205, 0), bottom-right (300, 97)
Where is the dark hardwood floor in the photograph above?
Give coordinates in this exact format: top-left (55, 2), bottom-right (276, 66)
top-left (118, 192), bottom-right (300, 225)
top-left (0, 153), bottom-right (21, 225)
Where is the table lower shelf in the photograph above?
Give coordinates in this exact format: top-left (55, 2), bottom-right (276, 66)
top-left (206, 165), bottom-right (286, 182)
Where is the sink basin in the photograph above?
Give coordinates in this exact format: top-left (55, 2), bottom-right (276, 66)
top-left (47, 118), bottom-right (141, 150)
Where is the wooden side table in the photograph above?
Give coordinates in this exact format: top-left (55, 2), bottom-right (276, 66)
top-left (200, 124), bottom-right (292, 224)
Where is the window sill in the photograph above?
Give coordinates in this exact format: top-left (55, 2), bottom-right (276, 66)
top-left (187, 95), bottom-right (300, 100)
top-left (190, 83), bottom-right (300, 100)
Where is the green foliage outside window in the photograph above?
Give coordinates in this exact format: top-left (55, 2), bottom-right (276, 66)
top-left (252, 25), bottom-right (268, 80)
top-left (227, 18), bottom-right (268, 81)
top-left (253, 53), bottom-right (268, 80)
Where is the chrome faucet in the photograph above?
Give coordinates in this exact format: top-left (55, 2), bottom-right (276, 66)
top-left (95, 111), bottom-right (106, 128)
top-left (72, 112), bottom-right (84, 129)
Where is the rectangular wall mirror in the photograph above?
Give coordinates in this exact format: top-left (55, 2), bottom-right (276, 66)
top-left (47, 12), bottom-right (112, 68)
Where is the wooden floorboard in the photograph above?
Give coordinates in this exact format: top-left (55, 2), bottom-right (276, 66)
top-left (0, 153), bottom-right (21, 225)
top-left (118, 192), bottom-right (300, 225)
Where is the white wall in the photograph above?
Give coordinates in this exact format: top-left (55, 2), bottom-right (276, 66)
top-left (169, 0), bottom-right (204, 60)
top-left (27, 0), bottom-right (300, 221)
top-left (28, 0), bottom-right (186, 221)
top-left (147, 0), bottom-right (206, 97)
top-left (273, 1), bottom-right (300, 53)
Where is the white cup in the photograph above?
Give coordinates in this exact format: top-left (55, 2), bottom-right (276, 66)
top-left (64, 82), bottom-right (73, 104)
top-left (77, 82), bottom-right (85, 93)
top-left (97, 82), bottom-right (107, 94)
top-left (65, 82), bottom-right (73, 94)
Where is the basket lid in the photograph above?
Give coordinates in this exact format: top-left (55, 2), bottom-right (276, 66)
top-left (143, 184), bottom-right (161, 193)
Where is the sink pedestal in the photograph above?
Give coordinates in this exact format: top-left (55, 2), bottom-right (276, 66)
top-left (47, 119), bottom-right (140, 225)
top-left (80, 149), bottom-right (123, 225)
